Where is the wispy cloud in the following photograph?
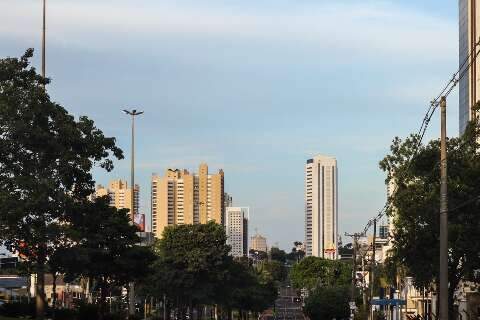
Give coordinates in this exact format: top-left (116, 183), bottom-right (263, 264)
top-left (1, 0), bottom-right (455, 62)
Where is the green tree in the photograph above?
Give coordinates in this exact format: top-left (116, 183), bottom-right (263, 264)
top-left (269, 247), bottom-right (287, 263)
top-left (260, 260), bottom-right (287, 282)
top-left (290, 256), bottom-right (352, 290)
top-left (0, 50), bottom-right (122, 319)
top-left (379, 115), bottom-right (480, 318)
top-left (286, 242), bottom-right (305, 263)
top-left (304, 286), bottom-right (350, 320)
top-left (146, 222), bottom-right (232, 318)
top-left (61, 197), bottom-right (155, 319)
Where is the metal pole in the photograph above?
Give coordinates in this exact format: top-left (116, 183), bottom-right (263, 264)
top-left (371, 219), bottom-right (377, 320)
top-left (439, 96), bottom-right (448, 320)
top-left (131, 114), bottom-right (135, 221)
top-left (351, 236), bottom-right (357, 320)
top-left (42, 0), bottom-right (46, 81)
top-left (163, 294), bottom-right (167, 320)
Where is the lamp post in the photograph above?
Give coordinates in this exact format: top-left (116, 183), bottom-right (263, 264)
top-left (42, 0), bottom-right (46, 81)
top-left (123, 109), bottom-right (143, 222)
top-left (123, 109), bottom-right (143, 316)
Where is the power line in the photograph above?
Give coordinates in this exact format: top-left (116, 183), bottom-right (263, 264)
top-left (361, 38), bottom-right (480, 235)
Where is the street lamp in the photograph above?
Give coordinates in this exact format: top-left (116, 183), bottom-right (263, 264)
top-left (123, 109), bottom-right (143, 222)
top-left (123, 109), bottom-right (143, 317)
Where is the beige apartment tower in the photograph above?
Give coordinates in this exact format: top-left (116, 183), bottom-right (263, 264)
top-left (95, 180), bottom-right (140, 220)
top-left (151, 163), bottom-right (225, 238)
top-left (250, 233), bottom-right (268, 253)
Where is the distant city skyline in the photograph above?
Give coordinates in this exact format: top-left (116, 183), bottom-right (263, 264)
top-left (0, 0), bottom-right (460, 249)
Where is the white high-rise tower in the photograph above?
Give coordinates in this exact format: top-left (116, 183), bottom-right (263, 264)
top-left (305, 155), bottom-right (338, 259)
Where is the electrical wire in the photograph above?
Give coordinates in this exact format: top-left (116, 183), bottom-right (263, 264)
top-left (360, 38), bottom-right (480, 235)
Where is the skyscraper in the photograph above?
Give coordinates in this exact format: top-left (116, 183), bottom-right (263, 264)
top-left (226, 207), bottom-right (249, 257)
top-left (95, 180), bottom-right (140, 219)
top-left (151, 163), bottom-right (225, 238)
top-left (305, 155), bottom-right (338, 259)
top-left (459, 0), bottom-right (480, 134)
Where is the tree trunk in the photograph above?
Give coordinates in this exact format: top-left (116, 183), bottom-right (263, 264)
top-left (98, 279), bottom-right (108, 320)
top-left (36, 262), bottom-right (46, 320)
top-left (52, 272), bottom-right (57, 320)
top-left (448, 276), bottom-right (461, 320)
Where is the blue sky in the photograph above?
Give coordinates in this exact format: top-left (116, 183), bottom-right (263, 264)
top-left (0, 0), bottom-right (459, 250)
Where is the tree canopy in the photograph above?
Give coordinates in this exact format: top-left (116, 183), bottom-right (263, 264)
top-left (0, 49), bottom-right (123, 319)
top-left (380, 114), bottom-right (480, 316)
top-left (140, 222), bottom-right (277, 319)
top-left (290, 256), bottom-right (352, 290)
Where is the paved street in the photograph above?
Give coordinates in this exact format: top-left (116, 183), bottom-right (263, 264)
top-left (261, 286), bottom-right (304, 320)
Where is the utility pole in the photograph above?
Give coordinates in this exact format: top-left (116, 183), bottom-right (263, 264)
top-left (439, 96), bottom-right (448, 320)
top-left (370, 219), bottom-right (377, 320)
top-left (345, 232), bottom-right (365, 320)
top-left (123, 109), bottom-right (144, 316)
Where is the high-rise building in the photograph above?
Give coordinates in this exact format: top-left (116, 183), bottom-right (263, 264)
top-left (459, 0), bottom-right (480, 134)
top-left (151, 163), bottom-right (225, 238)
top-left (95, 180), bottom-right (140, 220)
top-left (250, 233), bottom-right (268, 253)
top-left (226, 207), bottom-right (249, 257)
top-left (305, 155), bottom-right (338, 259)
top-left (224, 193), bottom-right (233, 208)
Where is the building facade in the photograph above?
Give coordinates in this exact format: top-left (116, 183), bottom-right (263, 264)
top-left (459, 0), bottom-right (480, 134)
top-left (95, 180), bottom-right (139, 221)
top-left (225, 207), bottom-right (249, 257)
top-left (305, 155), bottom-right (338, 259)
top-left (151, 163), bottom-right (225, 238)
top-left (250, 233), bottom-right (268, 253)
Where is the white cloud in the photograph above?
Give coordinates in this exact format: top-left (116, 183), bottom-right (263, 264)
top-left (0, 1), bottom-right (456, 61)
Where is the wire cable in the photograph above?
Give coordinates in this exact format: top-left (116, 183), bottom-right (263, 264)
top-left (360, 38), bottom-right (480, 235)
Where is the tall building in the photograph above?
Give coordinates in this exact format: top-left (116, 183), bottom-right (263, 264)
top-left (225, 207), bottom-right (249, 257)
top-left (250, 233), bottom-right (268, 253)
top-left (224, 193), bottom-right (233, 208)
top-left (459, 0), bottom-right (480, 134)
top-left (305, 155), bottom-right (338, 259)
top-left (151, 163), bottom-right (225, 238)
top-left (95, 179), bottom-right (139, 220)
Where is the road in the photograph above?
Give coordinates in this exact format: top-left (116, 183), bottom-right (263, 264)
top-left (261, 286), bottom-right (304, 320)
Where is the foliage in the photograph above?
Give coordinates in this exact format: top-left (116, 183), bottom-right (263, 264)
top-left (57, 197), bottom-right (155, 317)
top-left (0, 49), bottom-right (123, 318)
top-left (304, 286), bottom-right (350, 320)
top-left (269, 247), bottom-right (287, 263)
top-left (140, 222), bottom-right (277, 317)
top-left (379, 115), bottom-right (480, 315)
top-left (286, 241), bottom-right (305, 263)
top-left (0, 301), bottom-right (36, 318)
top-left (144, 222), bottom-right (231, 309)
top-left (290, 256), bottom-right (352, 290)
top-left (260, 260), bottom-right (288, 282)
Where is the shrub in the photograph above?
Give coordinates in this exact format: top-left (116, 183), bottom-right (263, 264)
top-left (77, 303), bottom-right (99, 320)
top-left (0, 301), bottom-right (36, 318)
